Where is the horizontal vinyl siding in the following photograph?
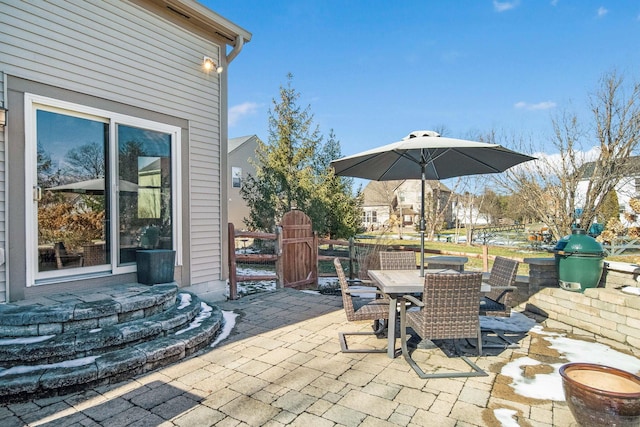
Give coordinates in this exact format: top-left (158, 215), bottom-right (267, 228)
top-left (0, 74), bottom-right (5, 302)
top-left (0, 0), bottom-right (227, 285)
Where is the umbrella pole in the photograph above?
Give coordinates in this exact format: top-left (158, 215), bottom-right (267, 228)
top-left (420, 166), bottom-right (426, 277)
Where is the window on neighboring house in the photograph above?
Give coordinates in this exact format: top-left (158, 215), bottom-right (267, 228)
top-left (27, 94), bottom-right (180, 284)
top-left (362, 211), bottom-right (378, 223)
top-left (232, 167), bottom-right (242, 188)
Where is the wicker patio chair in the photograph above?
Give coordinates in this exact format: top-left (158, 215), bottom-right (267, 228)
top-left (54, 242), bottom-right (84, 269)
top-left (334, 258), bottom-right (390, 353)
top-left (400, 272), bottom-right (487, 378)
top-left (354, 244), bottom-right (381, 282)
top-left (479, 256), bottom-right (520, 347)
top-left (379, 251), bottom-right (416, 270)
top-left (480, 256), bottom-right (519, 317)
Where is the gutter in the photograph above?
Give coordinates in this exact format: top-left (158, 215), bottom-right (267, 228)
top-left (226, 35), bottom-right (245, 65)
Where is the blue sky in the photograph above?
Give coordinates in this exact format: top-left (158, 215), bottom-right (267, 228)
top-left (208, 1), bottom-right (640, 157)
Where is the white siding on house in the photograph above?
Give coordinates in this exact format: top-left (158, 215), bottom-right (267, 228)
top-left (0, 73), bottom-right (6, 302)
top-left (0, 0), bottom-right (231, 291)
top-left (577, 175), bottom-right (640, 227)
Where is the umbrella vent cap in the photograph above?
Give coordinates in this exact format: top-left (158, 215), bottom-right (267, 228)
top-left (404, 130), bottom-right (440, 139)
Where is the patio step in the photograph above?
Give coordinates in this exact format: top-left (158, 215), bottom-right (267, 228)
top-left (0, 283), bottom-right (224, 403)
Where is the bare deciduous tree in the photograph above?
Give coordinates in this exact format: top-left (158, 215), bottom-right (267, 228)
top-left (494, 71), bottom-right (640, 240)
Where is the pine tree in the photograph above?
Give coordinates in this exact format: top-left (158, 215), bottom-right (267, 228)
top-left (311, 130), bottom-right (363, 239)
top-left (241, 75), bottom-right (362, 238)
top-left (598, 189), bottom-right (619, 224)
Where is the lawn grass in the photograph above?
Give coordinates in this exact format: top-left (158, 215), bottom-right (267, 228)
top-left (352, 231), bottom-right (552, 275)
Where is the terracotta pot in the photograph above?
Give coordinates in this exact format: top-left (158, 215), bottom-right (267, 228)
top-left (560, 363), bottom-right (640, 427)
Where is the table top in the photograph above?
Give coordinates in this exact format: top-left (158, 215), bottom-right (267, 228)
top-left (368, 269), bottom-right (489, 294)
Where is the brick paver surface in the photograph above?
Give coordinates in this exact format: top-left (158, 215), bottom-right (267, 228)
top-left (3, 287), bottom-right (626, 426)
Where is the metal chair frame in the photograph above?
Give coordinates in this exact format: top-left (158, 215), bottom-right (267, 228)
top-left (334, 258), bottom-right (390, 353)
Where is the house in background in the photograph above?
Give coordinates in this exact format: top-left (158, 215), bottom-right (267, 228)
top-left (0, 0), bottom-right (251, 302)
top-left (576, 156), bottom-right (640, 228)
top-left (228, 135), bottom-right (259, 228)
top-left (361, 179), bottom-right (452, 231)
top-left (450, 199), bottom-right (491, 227)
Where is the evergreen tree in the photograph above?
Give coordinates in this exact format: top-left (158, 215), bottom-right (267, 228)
top-left (241, 73), bottom-right (322, 231)
top-left (597, 189), bottom-right (619, 224)
top-left (311, 130), bottom-right (363, 239)
top-left (241, 75), bottom-right (362, 238)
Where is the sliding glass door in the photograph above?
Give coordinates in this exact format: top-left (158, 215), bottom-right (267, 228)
top-left (28, 95), bottom-right (180, 284)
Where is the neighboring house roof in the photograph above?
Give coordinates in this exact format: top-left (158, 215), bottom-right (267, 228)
top-left (228, 135), bottom-right (258, 154)
top-left (363, 181), bottom-right (396, 205)
top-left (578, 156), bottom-right (640, 180)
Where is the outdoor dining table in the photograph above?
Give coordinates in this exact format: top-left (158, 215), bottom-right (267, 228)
top-left (368, 269), bottom-right (491, 358)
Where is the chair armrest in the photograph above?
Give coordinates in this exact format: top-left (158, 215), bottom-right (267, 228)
top-left (485, 285), bottom-right (516, 303)
top-left (59, 254), bottom-right (82, 260)
top-left (488, 285), bottom-right (517, 292)
top-left (343, 288), bottom-right (386, 296)
top-left (347, 278), bottom-right (374, 285)
top-left (400, 294), bottom-right (423, 306)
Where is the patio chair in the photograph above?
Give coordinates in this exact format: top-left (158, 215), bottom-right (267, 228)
top-left (480, 256), bottom-right (519, 317)
top-left (400, 272), bottom-right (487, 378)
top-left (379, 251), bottom-right (416, 270)
top-left (334, 258), bottom-right (390, 353)
top-left (54, 242), bottom-right (84, 269)
top-left (353, 243), bottom-right (384, 281)
top-left (480, 256), bottom-right (520, 348)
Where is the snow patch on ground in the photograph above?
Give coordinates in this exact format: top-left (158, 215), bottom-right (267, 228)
top-left (0, 335), bottom-right (55, 345)
top-left (175, 302), bottom-right (213, 335)
top-left (0, 356), bottom-right (100, 377)
top-left (211, 310), bottom-right (238, 348)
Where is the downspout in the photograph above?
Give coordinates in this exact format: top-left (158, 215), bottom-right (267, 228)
top-left (226, 35), bottom-right (244, 65)
top-left (220, 34), bottom-right (243, 284)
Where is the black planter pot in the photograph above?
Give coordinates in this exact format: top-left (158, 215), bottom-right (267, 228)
top-left (136, 249), bottom-right (175, 285)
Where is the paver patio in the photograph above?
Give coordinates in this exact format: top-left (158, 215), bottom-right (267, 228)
top-left (2, 287), bottom-right (632, 426)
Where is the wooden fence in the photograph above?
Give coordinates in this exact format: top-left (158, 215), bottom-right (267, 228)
top-left (602, 237), bottom-right (640, 256)
top-left (228, 222), bottom-right (511, 299)
top-left (228, 222), bottom-right (352, 299)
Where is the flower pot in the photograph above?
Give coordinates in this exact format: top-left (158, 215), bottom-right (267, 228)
top-left (136, 249), bottom-right (175, 285)
top-left (560, 362), bottom-right (640, 427)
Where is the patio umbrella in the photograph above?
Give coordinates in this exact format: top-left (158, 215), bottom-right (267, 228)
top-left (331, 130), bottom-right (536, 275)
top-left (47, 178), bottom-right (138, 195)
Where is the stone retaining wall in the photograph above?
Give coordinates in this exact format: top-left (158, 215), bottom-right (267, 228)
top-left (519, 259), bottom-right (640, 352)
top-left (526, 287), bottom-right (640, 351)
top-left (600, 260), bottom-right (640, 289)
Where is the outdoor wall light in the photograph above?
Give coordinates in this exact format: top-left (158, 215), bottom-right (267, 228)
top-left (0, 104), bottom-right (7, 129)
top-left (203, 56), bottom-right (223, 74)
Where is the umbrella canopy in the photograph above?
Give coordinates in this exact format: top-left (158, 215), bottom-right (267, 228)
top-left (331, 130), bottom-right (536, 275)
top-left (331, 130), bottom-right (535, 181)
top-left (47, 178), bottom-right (138, 195)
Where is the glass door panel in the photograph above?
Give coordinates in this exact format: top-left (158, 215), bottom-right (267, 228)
top-left (117, 125), bottom-right (172, 266)
top-left (36, 110), bottom-right (110, 274)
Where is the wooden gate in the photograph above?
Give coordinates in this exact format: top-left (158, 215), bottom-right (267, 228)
top-left (281, 210), bottom-right (318, 288)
